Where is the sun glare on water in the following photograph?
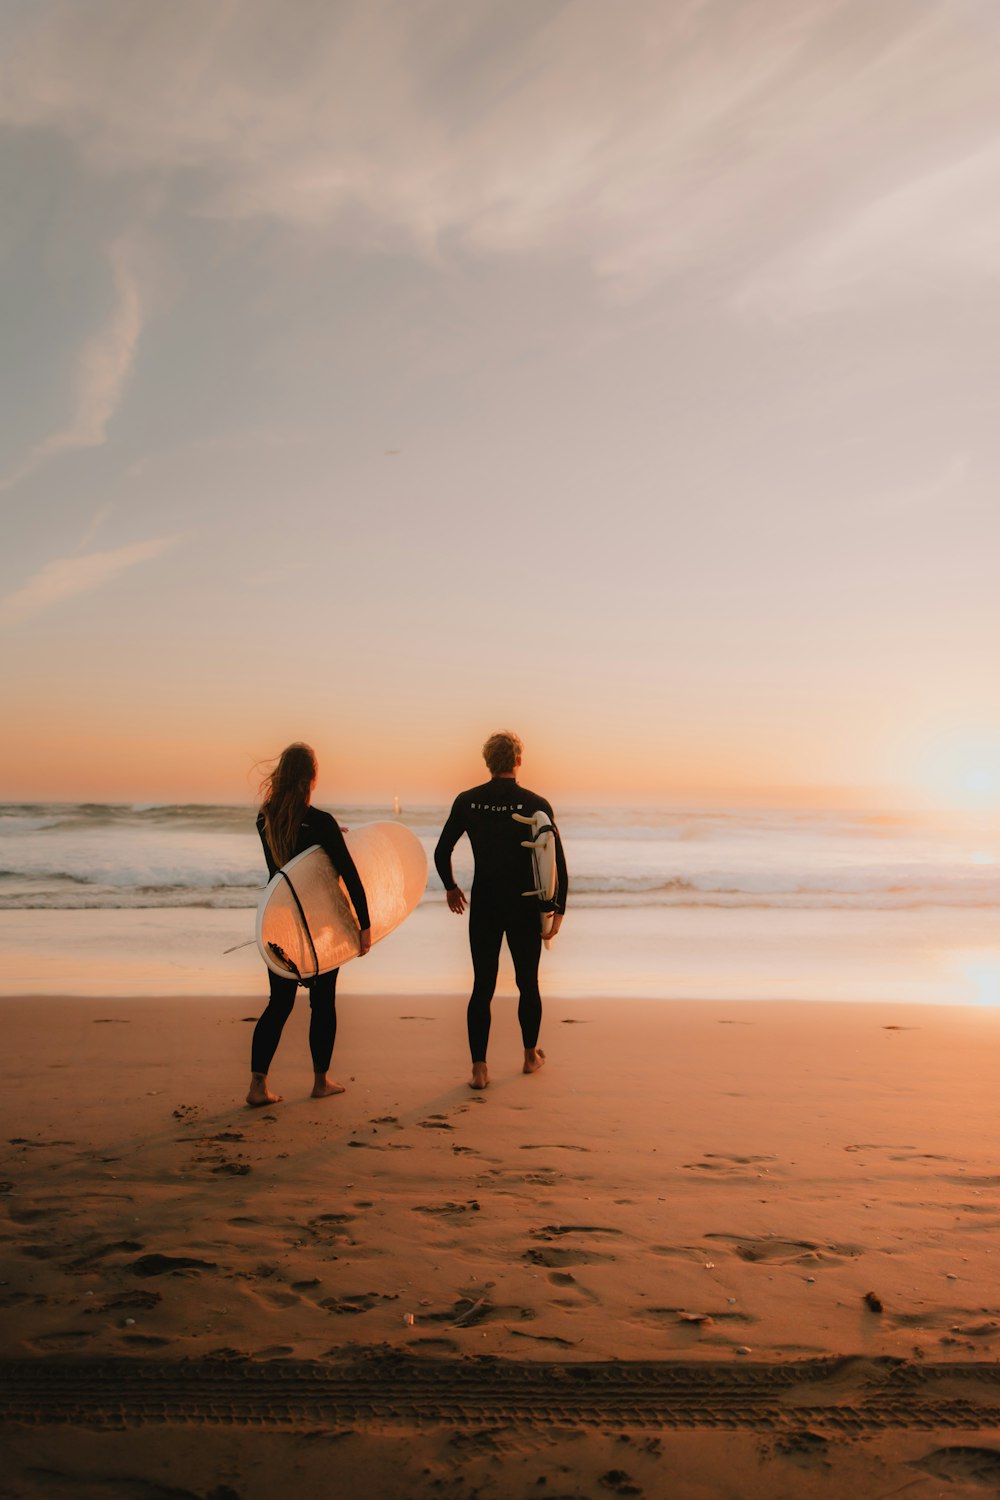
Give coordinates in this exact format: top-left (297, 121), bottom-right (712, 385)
top-left (909, 733), bottom-right (1000, 811)
top-left (958, 954), bottom-right (1000, 1007)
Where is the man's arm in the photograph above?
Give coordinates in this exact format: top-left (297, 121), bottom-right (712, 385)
top-left (544, 799), bottom-right (568, 936)
top-left (434, 799), bottom-right (468, 915)
top-left (553, 819), bottom-right (568, 915)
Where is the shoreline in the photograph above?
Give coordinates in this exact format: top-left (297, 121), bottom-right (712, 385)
top-left (6, 902), bottom-right (1000, 1004)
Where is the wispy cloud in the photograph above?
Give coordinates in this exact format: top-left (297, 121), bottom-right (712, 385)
top-left (0, 535), bottom-right (177, 625)
top-left (0, 240), bottom-right (142, 491)
top-left (737, 140), bottom-right (1000, 319)
top-left (2, 0), bottom-right (996, 304)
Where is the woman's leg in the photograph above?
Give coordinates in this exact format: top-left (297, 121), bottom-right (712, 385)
top-left (308, 969), bottom-right (344, 1097)
top-left (248, 971), bottom-right (297, 1105)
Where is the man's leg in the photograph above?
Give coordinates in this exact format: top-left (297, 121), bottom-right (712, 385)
top-left (506, 902), bottom-right (544, 1072)
top-left (467, 898), bottom-right (503, 1086)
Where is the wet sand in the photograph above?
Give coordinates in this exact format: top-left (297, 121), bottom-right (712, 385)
top-left (3, 993), bottom-right (1000, 1497)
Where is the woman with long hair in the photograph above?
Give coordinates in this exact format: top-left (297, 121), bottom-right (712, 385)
top-left (248, 742), bottom-right (371, 1107)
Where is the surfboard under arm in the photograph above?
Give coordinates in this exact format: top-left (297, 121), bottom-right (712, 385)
top-left (512, 810), bottom-right (559, 940)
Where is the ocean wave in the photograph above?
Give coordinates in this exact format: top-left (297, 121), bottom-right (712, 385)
top-left (6, 802), bottom-right (1000, 912)
top-left (0, 887), bottom-right (265, 911)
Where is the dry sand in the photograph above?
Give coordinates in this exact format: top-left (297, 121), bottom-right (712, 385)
top-left (3, 992), bottom-right (1000, 1498)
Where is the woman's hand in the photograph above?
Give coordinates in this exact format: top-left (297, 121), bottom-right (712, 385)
top-left (446, 886), bottom-right (467, 915)
top-left (358, 927), bottom-right (372, 956)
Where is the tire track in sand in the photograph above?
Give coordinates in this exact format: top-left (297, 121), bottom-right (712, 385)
top-left (2, 1354), bottom-right (1000, 1433)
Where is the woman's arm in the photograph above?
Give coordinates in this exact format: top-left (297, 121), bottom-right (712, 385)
top-left (313, 811), bottom-right (372, 940)
top-left (256, 811), bottom-right (279, 880)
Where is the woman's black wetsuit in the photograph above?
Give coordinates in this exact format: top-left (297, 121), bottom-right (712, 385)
top-left (251, 808), bottom-right (370, 1076)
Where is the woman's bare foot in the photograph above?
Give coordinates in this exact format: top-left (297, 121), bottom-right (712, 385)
top-left (311, 1075), bottom-right (346, 1098)
top-left (246, 1073), bottom-right (283, 1107)
top-left (470, 1061), bottom-right (489, 1090)
top-left (523, 1047), bottom-right (546, 1075)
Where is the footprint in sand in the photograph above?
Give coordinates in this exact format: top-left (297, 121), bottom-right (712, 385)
top-left (704, 1233), bottom-right (862, 1265)
top-left (9, 1138), bottom-right (74, 1149)
top-left (101, 1290), bottom-right (161, 1312)
top-left (682, 1154), bottom-right (777, 1178)
top-left (423, 1293), bottom-right (534, 1328)
top-left (68, 1238), bottom-right (145, 1271)
top-left (413, 1201), bottom-right (481, 1217)
top-left (915, 1447), bottom-right (1000, 1484)
top-left (519, 1144), bottom-right (590, 1153)
top-left (530, 1224), bottom-right (622, 1240)
top-left (599, 1471), bottom-right (643, 1496)
top-left (30, 1331), bottom-right (97, 1350)
top-left (548, 1270), bottom-right (600, 1306)
top-left (309, 1212), bottom-right (355, 1226)
top-left (523, 1247), bottom-right (616, 1268)
top-left (129, 1253), bottom-right (218, 1277)
top-left (509, 1328), bottom-right (580, 1348)
top-left (844, 1142), bottom-right (914, 1153)
top-left (641, 1306), bottom-right (753, 1328)
top-left (8, 1206), bottom-right (64, 1225)
top-left (255, 1288), bottom-right (302, 1309)
top-left (320, 1291), bottom-right (398, 1314)
top-left (704, 1152), bottom-right (776, 1165)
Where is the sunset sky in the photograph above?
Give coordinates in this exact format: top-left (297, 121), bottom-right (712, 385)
top-left (3, 1), bottom-right (1000, 808)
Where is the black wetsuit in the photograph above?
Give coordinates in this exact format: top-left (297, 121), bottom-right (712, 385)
top-left (434, 779), bottom-right (568, 1062)
top-left (252, 807), bottom-right (370, 1076)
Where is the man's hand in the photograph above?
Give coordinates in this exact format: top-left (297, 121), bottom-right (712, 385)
top-left (446, 886), bottom-right (467, 915)
top-left (358, 927), bottom-right (372, 956)
top-left (547, 913), bottom-right (564, 940)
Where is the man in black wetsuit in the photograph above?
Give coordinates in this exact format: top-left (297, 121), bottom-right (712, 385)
top-left (434, 730), bottom-right (568, 1090)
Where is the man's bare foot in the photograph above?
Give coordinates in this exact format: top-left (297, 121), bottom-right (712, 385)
top-left (246, 1074), bottom-right (283, 1107)
top-left (470, 1061), bottom-right (489, 1090)
top-left (523, 1047), bottom-right (546, 1075)
top-left (311, 1077), bottom-right (346, 1098)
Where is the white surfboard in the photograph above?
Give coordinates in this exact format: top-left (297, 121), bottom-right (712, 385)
top-left (513, 809), bottom-right (560, 944)
top-left (256, 821), bottom-right (427, 981)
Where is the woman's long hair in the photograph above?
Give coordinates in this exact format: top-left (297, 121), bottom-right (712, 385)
top-left (259, 742), bottom-right (317, 867)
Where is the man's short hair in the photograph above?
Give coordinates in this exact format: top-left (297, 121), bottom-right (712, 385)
top-left (482, 730), bottom-right (523, 776)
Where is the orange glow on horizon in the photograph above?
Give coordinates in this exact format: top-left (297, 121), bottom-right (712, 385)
top-left (6, 708), bottom-right (999, 813)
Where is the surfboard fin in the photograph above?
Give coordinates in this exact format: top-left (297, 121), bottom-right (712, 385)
top-left (267, 942), bottom-right (302, 981)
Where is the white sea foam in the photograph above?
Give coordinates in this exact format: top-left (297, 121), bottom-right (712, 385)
top-left (3, 802), bottom-right (1000, 913)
